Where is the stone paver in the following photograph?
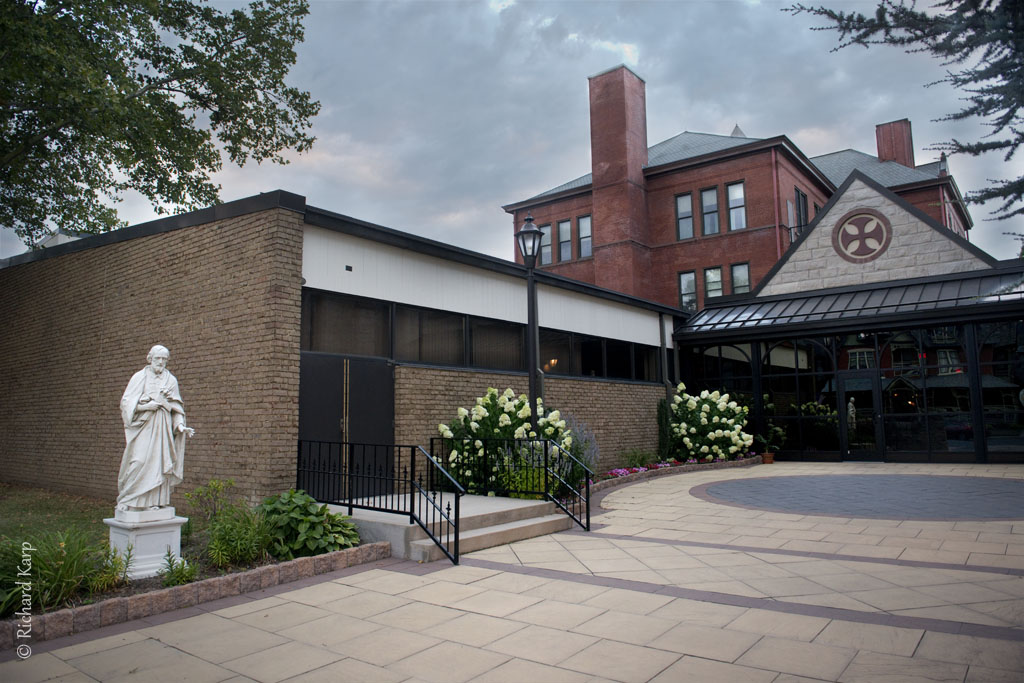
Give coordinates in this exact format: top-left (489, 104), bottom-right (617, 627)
top-left (2, 462), bottom-right (1022, 682)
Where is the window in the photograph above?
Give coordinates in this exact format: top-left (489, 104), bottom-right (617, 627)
top-left (395, 306), bottom-right (464, 365)
top-left (558, 220), bottom-right (572, 262)
top-left (606, 340), bottom-right (632, 379)
top-left (675, 193), bottom-right (693, 240)
top-left (848, 349), bottom-right (875, 370)
top-left (679, 271), bottom-right (696, 312)
top-left (577, 215), bottom-right (592, 258)
top-left (539, 328), bottom-right (571, 375)
top-left (701, 188), bottom-right (719, 235)
top-left (937, 349), bottom-right (962, 375)
top-left (539, 224), bottom-right (552, 265)
top-left (794, 188), bottom-right (809, 227)
top-left (574, 335), bottom-right (604, 377)
top-left (704, 267), bottom-right (723, 301)
top-left (731, 263), bottom-right (750, 294)
top-left (302, 290), bottom-right (391, 356)
top-left (633, 344), bottom-right (659, 382)
top-left (813, 203), bottom-right (820, 219)
top-left (727, 182), bottom-right (746, 230)
top-left (470, 318), bottom-right (524, 370)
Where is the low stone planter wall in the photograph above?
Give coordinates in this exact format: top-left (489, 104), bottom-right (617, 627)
top-left (591, 455), bottom-right (762, 495)
top-left (0, 541), bottom-right (390, 650)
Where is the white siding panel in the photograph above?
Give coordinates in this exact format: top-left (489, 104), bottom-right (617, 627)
top-left (303, 226), bottom-right (668, 347)
top-left (303, 226), bottom-right (526, 321)
top-left (537, 285), bottom-right (662, 346)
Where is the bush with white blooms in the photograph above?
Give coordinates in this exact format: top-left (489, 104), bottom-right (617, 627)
top-left (437, 387), bottom-right (573, 495)
top-left (669, 382), bottom-right (753, 461)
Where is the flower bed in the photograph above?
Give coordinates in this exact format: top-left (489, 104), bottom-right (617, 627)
top-left (590, 454), bottom-right (763, 494)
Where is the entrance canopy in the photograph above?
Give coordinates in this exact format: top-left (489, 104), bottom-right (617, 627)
top-left (678, 264), bottom-right (1024, 343)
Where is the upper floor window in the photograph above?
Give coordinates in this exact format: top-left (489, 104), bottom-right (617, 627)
top-left (727, 182), bottom-right (746, 230)
top-left (704, 267), bottom-right (723, 301)
top-left (676, 193), bottom-right (693, 240)
top-left (794, 188), bottom-right (809, 227)
top-left (539, 224), bottom-right (552, 265)
top-left (558, 220), bottom-right (572, 261)
top-left (679, 271), bottom-right (696, 312)
top-left (701, 188), bottom-right (719, 235)
top-left (577, 215), bottom-right (592, 258)
top-left (849, 349), bottom-right (874, 370)
top-left (937, 348), bottom-right (962, 375)
top-left (731, 263), bottom-right (750, 294)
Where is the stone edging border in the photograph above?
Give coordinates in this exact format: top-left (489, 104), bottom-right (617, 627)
top-left (0, 541), bottom-right (391, 651)
top-left (590, 455), bottom-right (762, 495)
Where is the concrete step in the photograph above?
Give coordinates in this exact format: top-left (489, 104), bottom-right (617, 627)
top-left (409, 513), bottom-right (573, 563)
top-left (432, 498), bottom-right (559, 534)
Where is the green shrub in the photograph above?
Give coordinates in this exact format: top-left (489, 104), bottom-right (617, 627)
top-left (258, 490), bottom-right (359, 560)
top-left (0, 530), bottom-right (101, 616)
top-left (207, 505), bottom-right (271, 569)
top-left (160, 549), bottom-right (197, 587)
top-left (87, 544), bottom-right (133, 594)
top-left (184, 478), bottom-right (238, 527)
top-left (656, 399), bottom-right (672, 462)
top-left (621, 449), bottom-right (655, 468)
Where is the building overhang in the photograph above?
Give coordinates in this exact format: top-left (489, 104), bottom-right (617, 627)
top-left (675, 262), bottom-right (1024, 344)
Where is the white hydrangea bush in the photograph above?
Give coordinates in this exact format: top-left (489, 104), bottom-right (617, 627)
top-left (669, 382), bottom-right (754, 462)
top-left (437, 387), bottom-right (573, 495)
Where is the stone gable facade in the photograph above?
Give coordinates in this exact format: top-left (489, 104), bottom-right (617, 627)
top-left (758, 178), bottom-right (990, 297)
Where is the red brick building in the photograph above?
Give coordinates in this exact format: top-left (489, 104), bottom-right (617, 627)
top-left (502, 65), bottom-right (973, 312)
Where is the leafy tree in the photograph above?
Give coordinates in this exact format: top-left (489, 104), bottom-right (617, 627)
top-left (787, 1), bottom-right (1023, 220)
top-left (1, 0), bottom-right (319, 245)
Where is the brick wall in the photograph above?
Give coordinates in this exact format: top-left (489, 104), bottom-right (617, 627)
top-left (0, 207), bottom-right (304, 505)
top-left (394, 365), bottom-right (664, 473)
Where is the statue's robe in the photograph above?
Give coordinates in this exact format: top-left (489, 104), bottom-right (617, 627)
top-left (116, 367), bottom-right (187, 509)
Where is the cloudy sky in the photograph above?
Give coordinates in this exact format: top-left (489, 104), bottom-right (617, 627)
top-left (116, 0), bottom-right (1021, 261)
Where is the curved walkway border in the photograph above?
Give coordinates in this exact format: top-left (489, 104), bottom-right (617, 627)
top-left (0, 541), bottom-right (390, 650)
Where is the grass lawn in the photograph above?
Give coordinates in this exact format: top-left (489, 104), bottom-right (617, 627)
top-left (0, 481), bottom-right (112, 545)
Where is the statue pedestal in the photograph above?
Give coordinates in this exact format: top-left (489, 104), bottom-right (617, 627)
top-left (104, 507), bottom-right (188, 580)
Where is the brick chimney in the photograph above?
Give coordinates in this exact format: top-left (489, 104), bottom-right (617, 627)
top-left (588, 65), bottom-right (651, 294)
top-left (875, 119), bottom-right (915, 168)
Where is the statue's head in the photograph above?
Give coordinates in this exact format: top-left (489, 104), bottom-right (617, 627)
top-left (147, 345), bottom-right (170, 373)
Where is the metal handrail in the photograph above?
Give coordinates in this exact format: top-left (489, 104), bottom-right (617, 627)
top-left (296, 440), bottom-right (464, 564)
top-left (430, 436), bottom-right (592, 530)
top-left (410, 446), bottom-right (464, 564)
top-left (544, 439), bottom-right (592, 531)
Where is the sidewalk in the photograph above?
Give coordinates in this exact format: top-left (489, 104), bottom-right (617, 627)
top-left (3, 461), bottom-right (1022, 682)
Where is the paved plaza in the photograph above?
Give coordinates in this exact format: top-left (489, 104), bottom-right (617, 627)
top-left (3, 461), bottom-right (1023, 682)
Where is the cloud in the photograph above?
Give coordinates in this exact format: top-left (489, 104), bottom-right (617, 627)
top-left (101, 0), bottom-right (1017, 262)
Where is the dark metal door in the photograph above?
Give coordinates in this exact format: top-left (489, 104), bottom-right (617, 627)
top-left (299, 352), bottom-right (394, 498)
top-left (299, 352), bottom-right (394, 444)
top-left (838, 371), bottom-right (884, 461)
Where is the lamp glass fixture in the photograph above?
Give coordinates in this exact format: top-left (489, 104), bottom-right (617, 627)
top-left (515, 215), bottom-right (543, 267)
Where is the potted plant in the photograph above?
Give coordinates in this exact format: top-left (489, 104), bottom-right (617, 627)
top-left (755, 424), bottom-right (786, 464)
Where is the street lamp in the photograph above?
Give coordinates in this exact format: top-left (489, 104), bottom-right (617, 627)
top-left (515, 215), bottom-right (544, 429)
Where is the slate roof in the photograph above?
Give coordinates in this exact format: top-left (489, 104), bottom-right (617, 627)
top-left (523, 131), bottom-right (762, 202)
top-left (810, 149), bottom-right (941, 188)
top-left (517, 131), bottom-right (950, 206)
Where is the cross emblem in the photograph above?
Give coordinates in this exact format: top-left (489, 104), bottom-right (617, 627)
top-left (832, 209), bottom-right (892, 263)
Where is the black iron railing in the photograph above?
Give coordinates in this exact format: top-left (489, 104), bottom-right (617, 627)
top-left (297, 441), bottom-right (465, 563)
top-left (431, 437), bottom-right (591, 531)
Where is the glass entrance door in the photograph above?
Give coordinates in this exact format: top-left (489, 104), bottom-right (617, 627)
top-left (838, 371), bottom-right (884, 460)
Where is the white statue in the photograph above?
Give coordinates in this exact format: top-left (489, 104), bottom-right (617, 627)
top-left (116, 345), bottom-right (194, 511)
top-left (847, 396), bottom-right (856, 426)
